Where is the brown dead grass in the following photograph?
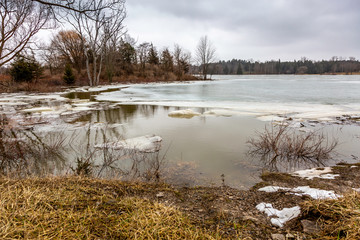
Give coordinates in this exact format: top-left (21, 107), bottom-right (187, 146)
top-left (302, 191), bottom-right (360, 239)
top-left (0, 177), bottom-right (217, 239)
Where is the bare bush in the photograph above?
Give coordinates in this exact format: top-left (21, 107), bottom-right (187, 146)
top-left (247, 123), bottom-right (338, 171)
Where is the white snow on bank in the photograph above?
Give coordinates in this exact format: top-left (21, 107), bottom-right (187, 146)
top-left (258, 185), bottom-right (342, 200)
top-left (95, 135), bottom-right (162, 153)
top-left (168, 109), bottom-right (201, 118)
top-left (257, 186), bottom-right (291, 193)
top-left (292, 186), bottom-right (341, 200)
top-left (293, 167), bottom-right (340, 180)
top-left (256, 203), bottom-right (301, 228)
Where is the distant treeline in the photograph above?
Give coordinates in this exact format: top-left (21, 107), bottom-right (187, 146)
top-left (198, 57), bottom-right (360, 75)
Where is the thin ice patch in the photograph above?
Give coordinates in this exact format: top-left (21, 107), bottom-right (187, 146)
top-left (168, 109), bottom-right (201, 118)
top-left (95, 135), bottom-right (162, 153)
top-left (21, 107), bottom-right (54, 113)
top-left (256, 203), bottom-right (301, 228)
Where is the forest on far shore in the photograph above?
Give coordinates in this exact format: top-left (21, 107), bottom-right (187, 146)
top-left (200, 57), bottom-right (360, 75)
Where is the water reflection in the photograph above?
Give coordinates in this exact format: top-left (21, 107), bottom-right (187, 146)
top-left (54, 104), bottom-right (358, 188)
top-left (7, 99), bottom-right (357, 189)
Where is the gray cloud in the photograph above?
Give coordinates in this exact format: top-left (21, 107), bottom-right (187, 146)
top-left (126, 0), bottom-right (360, 61)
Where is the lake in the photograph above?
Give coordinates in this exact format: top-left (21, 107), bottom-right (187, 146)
top-left (82, 75), bottom-right (360, 189)
top-left (2, 75), bottom-right (360, 189)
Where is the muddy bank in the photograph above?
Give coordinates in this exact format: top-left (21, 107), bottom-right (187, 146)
top-left (145, 163), bottom-right (360, 239)
top-left (1, 163), bottom-right (358, 239)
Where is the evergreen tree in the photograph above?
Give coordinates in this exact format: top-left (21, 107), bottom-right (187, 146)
top-left (148, 44), bottom-right (159, 65)
top-left (223, 65), bottom-right (229, 74)
top-left (236, 63), bottom-right (243, 75)
top-left (63, 63), bottom-right (76, 85)
top-left (10, 55), bottom-right (43, 83)
top-left (161, 48), bottom-right (174, 72)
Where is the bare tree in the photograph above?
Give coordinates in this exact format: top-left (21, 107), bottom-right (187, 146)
top-left (49, 30), bottom-right (85, 73)
top-left (67, 0), bottom-right (126, 86)
top-left (195, 35), bottom-right (216, 80)
top-left (104, 25), bottom-right (125, 83)
top-left (0, 0), bottom-right (126, 69)
top-left (39, 42), bottom-right (63, 74)
top-left (0, 0), bottom-right (52, 67)
top-left (173, 44), bottom-right (191, 79)
top-left (137, 42), bottom-right (150, 76)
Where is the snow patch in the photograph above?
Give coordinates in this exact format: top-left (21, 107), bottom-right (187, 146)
top-left (292, 186), bottom-right (341, 200)
top-left (258, 185), bottom-right (341, 200)
top-left (258, 186), bottom-right (291, 193)
top-left (95, 135), bottom-right (162, 153)
top-left (293, 167), bottom-right (339, 180)
top-left (256, 203), bottom-right (301, 228)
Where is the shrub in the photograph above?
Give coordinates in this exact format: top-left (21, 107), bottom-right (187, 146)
top-left (9, 55), bottom-right (43, 83)
top-left (63, 63), bottom-right (76, 85)
top-left (247, 123), bottom-right (338, 171)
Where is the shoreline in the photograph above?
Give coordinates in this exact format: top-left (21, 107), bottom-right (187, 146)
top-left (1, 162), bottom-right (359, 239)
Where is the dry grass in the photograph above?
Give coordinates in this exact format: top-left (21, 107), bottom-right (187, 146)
top-left (302, 191), bottom-right (360, 239)
top-left (0, 177), bottom-right (217, 239)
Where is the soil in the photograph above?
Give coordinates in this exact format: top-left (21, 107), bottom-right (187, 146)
top-left (115, 162), bottom-right (360, 239)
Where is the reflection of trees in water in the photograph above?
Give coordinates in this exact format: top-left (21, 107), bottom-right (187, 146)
top-left (90, 105), bottom-right (159, 124)
top-left (69, 124), bottom-right (165, 182)
top-left (66, 104), bottom-right (164, 180)
top-left (0, 115), bottom-right (66, 176)
top-left (0, 103), bottom-right (168, 178)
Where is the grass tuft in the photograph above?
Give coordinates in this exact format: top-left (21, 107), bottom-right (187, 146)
top-left (0, 177), bottom-right (216, 239)
top-left (302, 191), bottom-right (360, 239)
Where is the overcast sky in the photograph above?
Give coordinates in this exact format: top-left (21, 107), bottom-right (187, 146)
top-left (125, 0), bottom-right (360, 62)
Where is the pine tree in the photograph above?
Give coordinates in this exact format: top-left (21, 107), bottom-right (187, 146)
top-left (237, 63), bottom-right (243, 75)
top-left (10, 55), bottom-right (43, 83)
top-left (148, 44), bottom-right (159, 65)
top-left (63, 63), bottom-right (76, 85)
top-left (161, 48), bottom-right (174, 72)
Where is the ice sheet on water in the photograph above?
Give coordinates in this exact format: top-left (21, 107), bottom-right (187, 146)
top-left (21, 107), bottom-right (54, 113)
top-left (168, 109), bottom-right (201, 118)
top-left (203, 109), bottom-right (244, 117)
top-left (256, 115), bottom-right (287, 122)
top-left (95, 135), bottom-right (162, 153)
